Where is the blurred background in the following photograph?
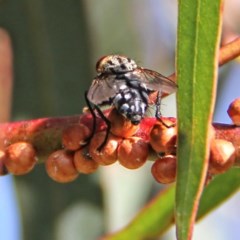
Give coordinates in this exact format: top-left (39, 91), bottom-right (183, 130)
top-left (0, 0), bottom-right (239, 239)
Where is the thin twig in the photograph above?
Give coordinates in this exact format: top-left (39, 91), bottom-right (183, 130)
top-left (219, 37), bottom-right (240, 66)
top-left (168, 36), bottom-right (240, 82)
top-left (0, 29), bottom-right (13, 122)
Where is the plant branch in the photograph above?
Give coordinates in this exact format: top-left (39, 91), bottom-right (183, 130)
top-left (0, 114), bottom-right (240, 166)
top-left (0, 29), bottom-right (13, 122)
top-left (219, 37), bottom-right (240, 66)
top-left (168, 36), bottom-right (240, 82)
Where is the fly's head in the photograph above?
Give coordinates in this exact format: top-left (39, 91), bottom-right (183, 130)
top-left (96, 55), bottom-right (137, 74)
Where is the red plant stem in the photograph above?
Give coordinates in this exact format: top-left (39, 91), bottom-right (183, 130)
top-left (0, 115), bottom-right (81, 161)
top-left (0, 111), bottom-right (114, 162)
top-left (0, 114), bottom-right (240, 165)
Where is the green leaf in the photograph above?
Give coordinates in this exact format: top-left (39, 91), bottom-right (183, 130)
top-left (176, 0), bottom-right (223, 239)
top-left (198, 168), bottom-right (240, 219)
top-left (102, 168), bottom-right (240, 239)
top-left (103, 186), bottom-right (175, 240)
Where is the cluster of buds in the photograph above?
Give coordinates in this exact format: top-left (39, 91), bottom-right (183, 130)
top-left (151, 97), bottom-right (240, 184)
top-left (46, 109), bottom-right (151, 183)
top-left (145, 125), bottom-right (236, 185)
top-left (0, 142), bottom-right (37, 176)
top-left (207, 97), bottom-right (240, 174)
top-left (149, 119), bottom-right (177, 184)
top-left (1, 98), bottom-right (240, 184)
top-left (42, 108), bottom-right (178, 183)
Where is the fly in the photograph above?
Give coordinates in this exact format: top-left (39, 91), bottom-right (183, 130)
top-left (85, 55), bottom-right (177, 150)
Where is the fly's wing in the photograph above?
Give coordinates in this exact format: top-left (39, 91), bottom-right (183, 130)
top-left (87, 74), bottom-right (124, 105)
top-left (131, 68), bottom-right (177, 95)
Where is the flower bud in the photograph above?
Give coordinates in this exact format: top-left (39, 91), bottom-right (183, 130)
top-left (150, 120), bottom-right (177, 154)
top-left (62, 124), bottom-right (90, 151)
top-left (118, 137), bottom-right (149, 169)
top-left (209, 139), bottom-right (235, 174)
top-left (89, 132), bottom-right (120, 165)
top-left (227, 98), bottom-right (240, 125)
top-left (74, 148), bottom-right (99, 174)
top-left (151, 155), bottom-right (177, 184)
top-left (4, 142), bottom-right (37, 175)
top-left (108, 108), bottom-right (139, 138)
top-left (45, 150), bottom-right (79, 183)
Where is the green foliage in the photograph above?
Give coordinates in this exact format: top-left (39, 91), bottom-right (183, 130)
top-left (106, 169), bottom-right (240, 240)
top-left (176, 0), bottom-right (223, 239)
top-left (104, 168), bottom-right (240, 239)
top-left (105, 187), bottom-right (175, 240)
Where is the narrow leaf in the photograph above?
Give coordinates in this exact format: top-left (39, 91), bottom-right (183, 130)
top-left (176, 1), bottom-right (223, 239)
top-left (102, 167), bottom-right (240, 239)
top-left (198, 168), bottom-right (240, 219)
top-left (103, 186), bottom-right (175, 240)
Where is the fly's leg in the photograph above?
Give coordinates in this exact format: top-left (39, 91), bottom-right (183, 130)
top-left (94, 104), bottom-right (111, 151)
top-left (84, 91), bottom-right (111, 151)
top-left (84, 91), bottom-right (97, 145)
top-left (155, 91), bottom-right (162, 119)
top-left (155, 91), bottom-right (175, 128)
